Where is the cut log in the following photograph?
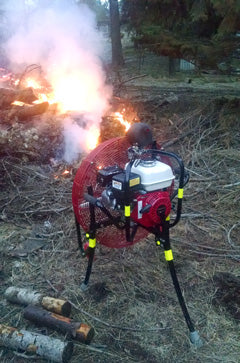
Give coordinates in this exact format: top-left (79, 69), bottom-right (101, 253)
top-left (0, 88), bottom-right (18, 107)
top-left (41, 296), bottom-right (71, 317)
top-left (0, 87), bottom-right (38, 108)
top-left (17, 102), bottom-right (49, 120)
top-left (0, 102), bottom-right (49, 124)
top-left (23, 305), bottom-right (94, 344)
top-left (15, 87), bottom-right (38, 104)
top-left (5, 287), bottom-right (71, 317)
top-left (5, 286), bottom-right (42, 305)
top-left (0, 324), bottom-right (73, 363)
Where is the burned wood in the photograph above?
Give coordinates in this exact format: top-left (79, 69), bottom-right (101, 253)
top-left (5, 287), bottom-right (71, 317)
top-left (0, 324), bottom-right (73, 363)
top-left (0, 87), bottom-right (38, 108)
top-left (0, 115), bottom-right (63, 162)
top-left (23, 305), bottom-right (94, 344)
top-left (17, 102), bottom-right (49, 120)
top-left (0, 88), bottom-right (18, 108)
top-left (0, 102), bottom-right (49, 124)
top-left (15, 87), bottom-right (38, 104)
top-left (100, 115), bottom-right (126, 142)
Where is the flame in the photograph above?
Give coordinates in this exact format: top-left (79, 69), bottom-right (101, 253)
top-left (7, 67), bottom-right (134, 156)
top-left (33, 92), bottom-right (54, 104)
top-left (86, 126), bottom-right (100, 151)
top-left (12, 101), bottom-right (26, 106)
top-left (25, 78), bottom-right (41, 89)
top-left (53, 169), bottom-right (71, 179)
top-left (113, 111), bottom-right (131, 131)
top-left (24, 77), bottom-right (56, 105)
top-left (14, 73), bottom-right (99, 112)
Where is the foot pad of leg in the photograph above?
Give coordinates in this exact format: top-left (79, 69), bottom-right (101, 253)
top-left (190, 331), bottom-right (203, 347)
top-left (80, 282), bottom-right (89, 292)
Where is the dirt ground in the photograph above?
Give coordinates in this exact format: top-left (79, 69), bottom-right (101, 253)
top-left (0, 63), bottom-right (240, 363)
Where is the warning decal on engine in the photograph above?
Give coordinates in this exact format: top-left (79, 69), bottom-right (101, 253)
top-left (129, 177), bottom-right (140, 187)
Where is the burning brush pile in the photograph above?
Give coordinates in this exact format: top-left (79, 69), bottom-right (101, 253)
top-left (0, 64), bottom-right (137, 164)
top-left (0, 1), bottom-right (138, 166)
top-left (0, 65), bottom-right (61, 162)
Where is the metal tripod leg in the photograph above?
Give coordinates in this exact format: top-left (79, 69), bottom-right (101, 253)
top-left (74, 214), bottom-right (85, 256)
top-left (80, 242), bottom-right (96, 291)
top-left (80, 185), bottom-right (96, 291)
top-left (161, 218), bottom-right (203, 347)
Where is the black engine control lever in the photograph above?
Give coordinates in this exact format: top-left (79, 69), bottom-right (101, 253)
top-left (84, 193), bottom-right (102, 208)
top-left (140, 204), bottom-right (151, 214)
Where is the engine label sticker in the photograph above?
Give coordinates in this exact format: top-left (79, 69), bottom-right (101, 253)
top-left (138, 200), bottom-right (143, 219)
top-left (112, 180), bottom-right (122, 190)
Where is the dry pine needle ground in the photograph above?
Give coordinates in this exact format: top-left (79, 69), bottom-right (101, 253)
top-left (0, 97), bottom-right (240, 362)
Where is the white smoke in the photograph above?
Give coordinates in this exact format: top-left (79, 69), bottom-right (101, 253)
top-left (3, 0), bottom-right (111, 162)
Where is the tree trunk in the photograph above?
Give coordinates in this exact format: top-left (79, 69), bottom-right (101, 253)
top-left (0, 324), bottom-right (73, 363)
top-left (23, 305), bottom-right (94, 344)
top-left (168, 57), bottom-right (176, 76)
top-left (109, 0), bottom-right (124, 67)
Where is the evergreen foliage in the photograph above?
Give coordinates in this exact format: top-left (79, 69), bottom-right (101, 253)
top-left (121, 0), bottom-right (240, 71)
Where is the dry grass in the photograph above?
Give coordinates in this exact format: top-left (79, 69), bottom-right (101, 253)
top-left (0, 100), bottom-right (240, 362)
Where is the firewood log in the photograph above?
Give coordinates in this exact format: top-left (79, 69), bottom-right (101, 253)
top-left (23, 305), bottom-right (94, 344)
top-left (5, 287), bottom-right (71, 317)
top-left (17, 102), bottom-right (49, 120)
top-left (0, 87), bottom-right (38, 108)
top-left (41, 296), bottom-right (71, 317)
top-left (0, 324), bottom-right (73, 363)
top-left (0, 88), bottom-right (17, 107)
top-left (0, 102), bottom-right (49, 123)
top-left (15, 87), bottom-right (38, 104)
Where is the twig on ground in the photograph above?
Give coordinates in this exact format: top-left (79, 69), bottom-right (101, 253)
top-left (227, 222), bottom-right (240, 248)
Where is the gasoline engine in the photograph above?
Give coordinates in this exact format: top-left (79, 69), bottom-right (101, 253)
top-left (72, 123), bottom-right (202, 346)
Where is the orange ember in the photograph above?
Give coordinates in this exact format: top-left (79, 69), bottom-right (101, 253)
top-left (12, 101), bottom-right (26, 107)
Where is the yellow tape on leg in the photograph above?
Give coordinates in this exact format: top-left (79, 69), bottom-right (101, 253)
top-left (125, 205), bottom-right (131, 217)
top-left (165, 249), bottom-right (173, 261)
top-left (89, 238), bottom-right (96, 248)
top-left (178, 188), bottom-right (184, 199)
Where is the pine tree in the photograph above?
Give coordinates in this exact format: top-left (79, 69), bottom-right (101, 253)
top-left (121, 0), bottom-right (240, 71)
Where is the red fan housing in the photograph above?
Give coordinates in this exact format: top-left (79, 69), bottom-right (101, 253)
top-left (72, 136), bottom-right (149, 248)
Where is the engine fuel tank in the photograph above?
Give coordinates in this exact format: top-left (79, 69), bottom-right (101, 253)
top-left (129, 159), bottom-right (175, 192)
